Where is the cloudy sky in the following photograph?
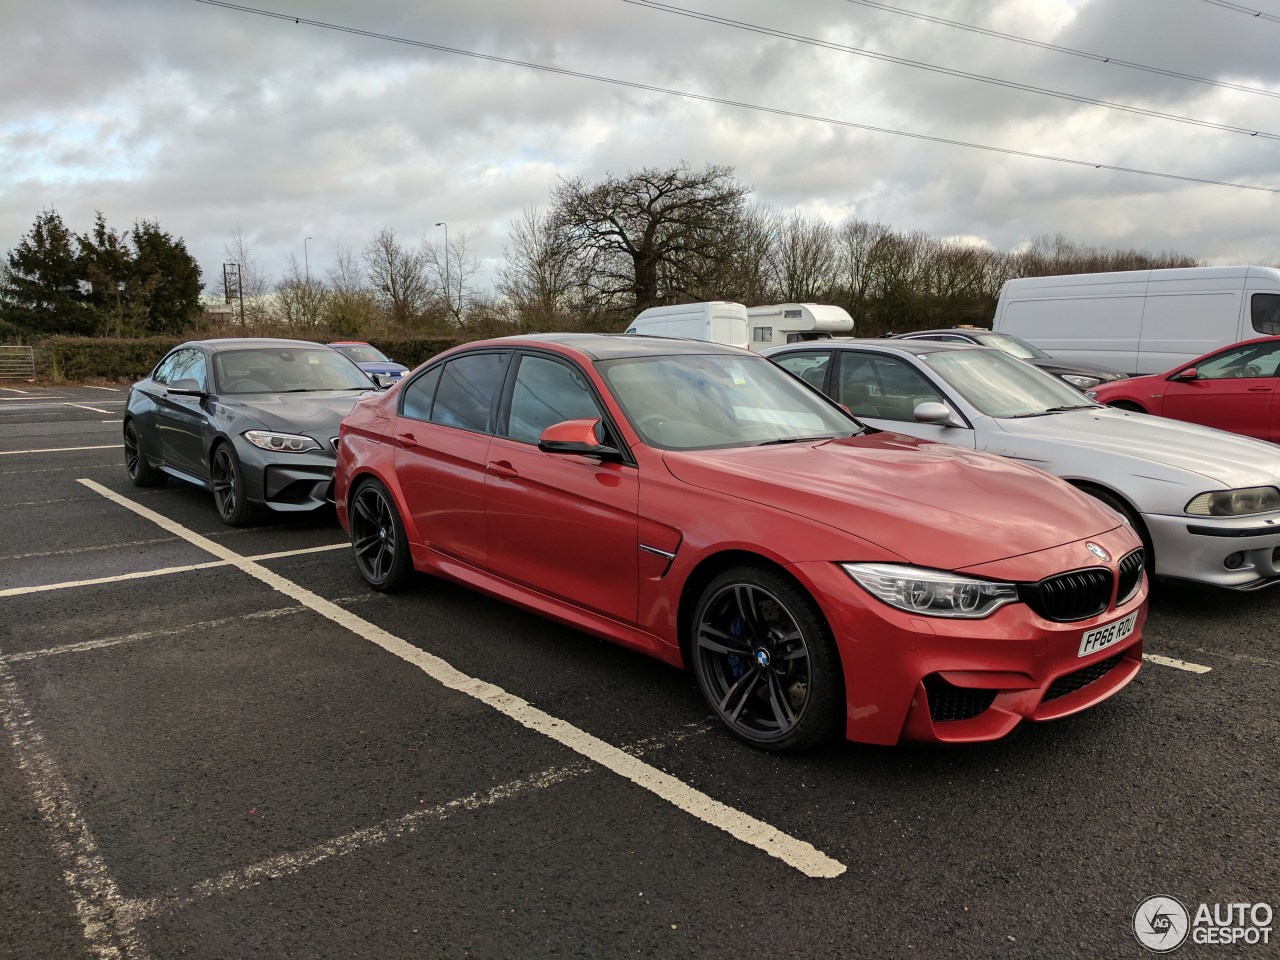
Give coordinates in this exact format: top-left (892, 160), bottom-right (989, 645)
top-left (3, 0), bottom-right (1278, 298)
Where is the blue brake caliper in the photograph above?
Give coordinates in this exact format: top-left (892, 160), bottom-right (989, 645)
top-left (726, 615), bottom-right (747, 679)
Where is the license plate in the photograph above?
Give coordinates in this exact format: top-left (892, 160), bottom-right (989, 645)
top-left (1078, 610), bottom-right (1138, 658)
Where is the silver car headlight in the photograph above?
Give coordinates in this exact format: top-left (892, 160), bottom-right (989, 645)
top-left (1062, 374), bottom-right (1102, 390)
top-left (243, 430), bottom-right (322, 453)
top-left (1185, 486), bottom-right (1280, 517)
top-left (842, 563), bottom-right (1019, 619)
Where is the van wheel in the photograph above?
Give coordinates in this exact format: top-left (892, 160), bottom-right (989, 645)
top-left (1081, 486), bottom-right (1155, 577)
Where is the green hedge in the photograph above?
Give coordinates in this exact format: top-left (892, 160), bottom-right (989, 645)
top-left (34, 335), bottom-right (463, 382)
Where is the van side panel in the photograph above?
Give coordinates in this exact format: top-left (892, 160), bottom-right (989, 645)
top-left (1136, 289), bottom-right (1240, 373)
top-left (1000, 295), bottom-right (1145, 373)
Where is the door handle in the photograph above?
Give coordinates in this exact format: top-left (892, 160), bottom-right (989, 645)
top-left (396, 432), bottom-right (419, 449)
top-left (486, 460), bottom-right (518, 480)
top-left (1247, 386), bottom-right (1272, 392)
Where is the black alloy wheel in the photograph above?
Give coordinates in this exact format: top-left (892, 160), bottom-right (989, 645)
top-left (350, 479), bottom-right (412, 592)
top-left (691, 565), bottom-right (843, 752)
top-left (123, 419), bottom-right (166, 487)
top-left (210, 443), bottom-right (257, 526)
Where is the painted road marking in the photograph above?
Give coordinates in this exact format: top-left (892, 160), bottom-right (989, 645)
top-left (1, 386), bottom-right (30, 394)
top-left (66, 403), bottom-right (113, 414)
top-left (0, 543), bottom-right (349, 598)
top-left (85, 386), bottom-right (122, 392)
top-left (0, 444), bottom-right (120, 456)
top-left (0, 657), bottom-right (153, 960)
top-left (77, 477), bottom-right (847, 880)
top-left (1143, 653), bottom-right (1212, 674)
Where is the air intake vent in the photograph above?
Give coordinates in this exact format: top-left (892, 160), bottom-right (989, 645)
top-left (922, 675), bottom-right (998, 722)
top-left (1043, 652), bottom-right (1125, 702)
top-left (1021, 567), bottom-right (1112, 622)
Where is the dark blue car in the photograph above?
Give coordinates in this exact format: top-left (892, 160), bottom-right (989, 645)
top-left (329, 341), bottom-right (410, 382)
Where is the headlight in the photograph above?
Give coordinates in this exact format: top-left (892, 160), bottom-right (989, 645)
top-left (243, 430), bottom-right (322, 453)
top-left (1062, 374), bottom-right (1102, 389)
top-left (841, 562), bottom-right (1019, 619)
top-left (1185, 486), bottom-right (1280, 517)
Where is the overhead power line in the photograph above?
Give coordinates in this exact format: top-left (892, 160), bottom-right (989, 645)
top-left (621, 0), bottom-right (1279, 140)
top-left (845, 0), bottom-right (1280, 100)
top-left (189, 0), bottom-right (1280, 195)
top-left (1198, 0), bottom-right (1280, 25)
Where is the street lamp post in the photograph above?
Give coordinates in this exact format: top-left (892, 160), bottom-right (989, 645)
top-left (304, 236), bottom-right (312, 280)
top-left (435, 221), bottom-right (449, 316)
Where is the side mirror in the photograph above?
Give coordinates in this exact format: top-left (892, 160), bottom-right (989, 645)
top-left (914, 401), bottom-right (961, 426)
top-left (1171, 367), bottom-right (1198, 382)
top-left (538, 419), bottom-right (620, 459)
top-left (167, 378), bottom-right (206, 397)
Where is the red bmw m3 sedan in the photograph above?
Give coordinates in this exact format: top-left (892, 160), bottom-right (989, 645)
top-left (335, 334), bottom-right (1147, 752)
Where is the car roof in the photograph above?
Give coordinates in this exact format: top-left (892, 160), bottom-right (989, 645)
top-left (459, 332), bottom-right (755, 361)
top-left (770, 337), bottom-right (988, 358)
top-left (181, 338), bottom-right (332, 353)
top-left (893, 328), bottom-right (994, 338)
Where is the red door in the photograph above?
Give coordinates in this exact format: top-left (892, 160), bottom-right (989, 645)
top-left (1161, 341), bottom-right (1280, 440)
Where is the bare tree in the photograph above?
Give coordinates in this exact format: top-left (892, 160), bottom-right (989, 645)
top-left (276, 253), bottom-right (328, 331)
top-left (324, 241), bottom-right (382, 335)
top-left (496, 206), bottom-right (578, 329)
top-left (421, 229), bottom-right (482, 326)
top-left (224, 228), bottom-right (273, 330)
top-left (551, 162), bottom-right (752, 314)
top-left (770, 213), bottom-right (839, 303)
top-left (363, 227), bottom-right (428, 330)
top-left (834, 219), bottom-right (893, 329)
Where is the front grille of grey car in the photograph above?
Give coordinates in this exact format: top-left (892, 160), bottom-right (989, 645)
top-left (1117, 549), bottom-right (1145, 603)
top-left (1020, 567), bottom-right (1113, 622)
top-left (922, 675), bottom-right (998, 722)
top-left (1043, 651), bottom-right (1125, 702)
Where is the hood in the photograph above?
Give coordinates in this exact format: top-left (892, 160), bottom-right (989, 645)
top-left (661, 432), bottom-right (1121, 570)
top-left (219, 390), bottom-right (371, 437)
top-left (357, 361), bottom-right (410, 376)
top-left (993, 408), bottom-right (1280, 488)
top-left (1030, 358), bottom-right (1126, 381)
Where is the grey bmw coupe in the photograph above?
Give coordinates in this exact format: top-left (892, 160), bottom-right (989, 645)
top-left (123, 338), bottom-right (380, 524)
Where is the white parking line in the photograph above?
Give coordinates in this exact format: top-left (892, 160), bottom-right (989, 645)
top-left (66, 403), bottom-right (113, 414)
top-left (0, 444), bottom-right (120, 456)
top-left (85, 386), bottom-right (122, 392)
top-left (77, 477), bottom-right (846, 880)
top-left (1143, 653), bottom-right (1212, 674)
top-left (0, 543), bottom-right (349, 598)
top-left (0, 657), bottom-right (153, 960)
top-left (1, 386), bottom-right (30, 394)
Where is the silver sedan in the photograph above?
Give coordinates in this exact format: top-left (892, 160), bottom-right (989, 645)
top-left (765, 339), bottom-right (1280, 590)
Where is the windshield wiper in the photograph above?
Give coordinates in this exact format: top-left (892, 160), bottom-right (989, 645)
top-left (755, 434), bottom-right (843, 446)
top-left (1043, 404), bottom-right (1099, 413)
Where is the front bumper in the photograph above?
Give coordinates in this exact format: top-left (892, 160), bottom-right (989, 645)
top-left (234, 439), bottom-right (337, 513)
top-left (789, 535), bottom-right (1148, 746)
top-left (1144, 511), bottom-right (1280, 589)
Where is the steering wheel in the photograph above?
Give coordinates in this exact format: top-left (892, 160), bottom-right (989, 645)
top-left (1244, 363), bottom-right (1263, 377)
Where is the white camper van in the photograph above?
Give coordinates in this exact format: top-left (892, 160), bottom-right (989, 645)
top-left (993, 266), bottom-right (1280, 375)
top-left (744, 303), bottom-right (855, 350)
top-left (625, 301), bottom-right (750, 350)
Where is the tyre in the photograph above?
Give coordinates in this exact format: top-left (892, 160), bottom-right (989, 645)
top-left (349, 478), bottom-right (413, 592)
top-left (690, 564), bottom-right (843, 752)
top-left (210, 442), bottom-right (258, 526)
top-left (1082, 486), bottom-right (1155, 577)
top-left (123, 419), bottom-right (167, 487)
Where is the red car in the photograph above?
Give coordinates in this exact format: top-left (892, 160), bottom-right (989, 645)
top-left (1090, 336), bottom-right (1280, 442)
top-left (335, 334), bottom-right (1147, 751)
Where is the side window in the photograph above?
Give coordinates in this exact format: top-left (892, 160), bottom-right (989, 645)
top-left (400, 365), bottom-right (443, 422)
top-left (430, 353), bottom-right (508, 433)
top-left (838, 353), bottom-right (946, 421)
top-left (752, 326), bottom-right (773, 343)
top-left (169, 348), bottom-right (206, 388)
top-left (772, 351), bottom-right (831, 392)
top-left (152, 352), bottom-right (181, 385)
top-left (503, 355), bottom-right (603, 444)
top-left (1251, 293), bottom-right (1280, 336)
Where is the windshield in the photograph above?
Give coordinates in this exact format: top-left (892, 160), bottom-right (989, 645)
top-left (333, 343), bottom-right (390, 364)
top-left (598, 352), bottom-right (858, 450)
top-left (968, 332), bottom-right (1050, 360)
top-left (920, 349), bottom-right (1100, 418)
top-left (214, 347), bottom-right (375, 395)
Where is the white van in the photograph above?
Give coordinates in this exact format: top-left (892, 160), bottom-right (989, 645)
top-left (625, 301), bottom-right (749, 350)
top-left (744, 303), bottom-right (854, 350)
top-left (993, 266), bottom-right (1280, 374)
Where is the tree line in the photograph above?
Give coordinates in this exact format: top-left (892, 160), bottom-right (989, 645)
top-left (1, 163), bottom-right (1202, 343)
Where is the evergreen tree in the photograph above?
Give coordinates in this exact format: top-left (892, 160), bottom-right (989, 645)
top-left (0, 209), bottom-right (93, 336)
top-left (131, 219), bottom-right (203, 334)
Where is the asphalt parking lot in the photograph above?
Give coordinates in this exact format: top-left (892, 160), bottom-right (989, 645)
top-left (1, 384), bottom-right (1276, 959)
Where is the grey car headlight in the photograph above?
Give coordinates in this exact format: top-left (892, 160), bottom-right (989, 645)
top-left (842, 563), bottom-right (1019, 618)
top-left (1185, 486), bottom-right (1280, 517)
top-left (1062, 374), bottom-right (1102, 390)
top-left (243, 430), bottom-right (323, 453)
